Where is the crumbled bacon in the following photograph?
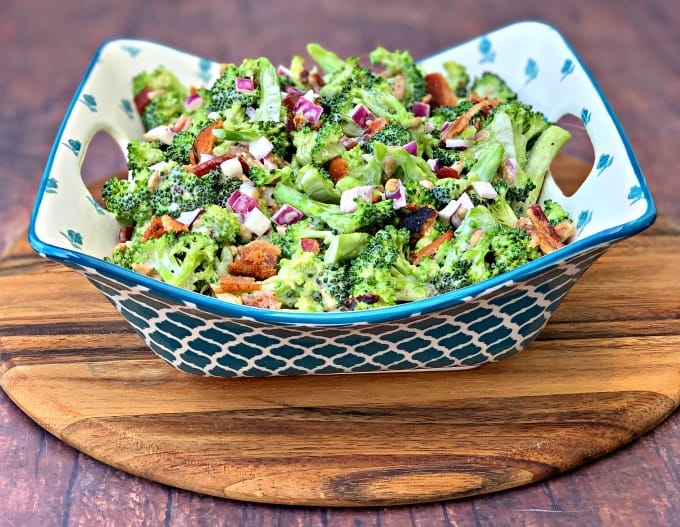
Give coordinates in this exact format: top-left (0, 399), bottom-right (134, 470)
top-left (190, 154), bottom-right (241, 177)
top-left (133, 87), bottom-right (155, 114)
top-left (191, 120), bottom-right (223, 164)
top-left (436, 166), bottom-right (460, 179)
top-left (242, 290), bottom-right (282, 310)
top-left (343, 293), bottom-right (382, 310)
top-left (522, 205), bottom-right (565, 254)
top-left (216, 275), bottom-right (262, 293)
top-left (397, 205), bottom-right (438, 247)
top-left (424, 72), bottom-right (457, 108)
top-left (300, 238), bottom-right (321, 254)
top-left (160, 215), bottom-right (189, 234)
top-left (228, 240), bottom-right (281, 280)
top-left (118, 225), bottom-right (134, 243)
top-left (141, 215), bottom-right (188, 241)
top-left (554, 220), bottom-right (577, 243)
top-left (362, 117), bottom-right (388, 141)
top-left (411, 230), bottom-right (454, 264)
top-left (328, 157), bottom-right (349, 183)
top-left (439, 99), bottom-right (499, 143)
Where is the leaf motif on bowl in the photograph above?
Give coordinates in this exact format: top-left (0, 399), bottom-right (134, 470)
top-left (524, 58), bottom-right (538, 85)
top-left (560, 58), bottom-right (575, 81)
top-left (478, 36), bottom-right (495, 64)
top-left (121, 44), bottom-right (140, 57)
top-left (580, 108), bottom-right (591, 126)
top-left (196, 58), bottom-right (213, 84)
top-left (45, 177), bottom-right (58, 194)
top-left (62, 139), bottom-right (81, 156)
top-left (60, 229), bottom-right (83, 249)
top-left (80, 94), bottom-right (97, 112)
top-left (120, 98), bottom-right (134, 119)
top-left (596, 154), bottom-right (614, 176)
top-left (577, 210), bottom-right (593, 234)
top-left (627, 185), bottom-right (645, 205)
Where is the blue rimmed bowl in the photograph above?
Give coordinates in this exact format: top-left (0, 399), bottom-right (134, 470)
top-left (29, 22), bottom-right (655, 377)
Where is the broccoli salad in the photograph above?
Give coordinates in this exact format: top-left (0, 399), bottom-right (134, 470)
top-left (103, 44), bottom-right (576, 312)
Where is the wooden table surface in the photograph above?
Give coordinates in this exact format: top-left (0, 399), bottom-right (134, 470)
top-left (1, 1), bottom-right (678, 525)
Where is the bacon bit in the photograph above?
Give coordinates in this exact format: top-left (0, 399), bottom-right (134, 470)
top-left (242, 290), bottom-right (282, 310)
top-left (216, 275), bottom-right (262, 293)
top-left (436, 166), bottom-right (460, 179)
top-left (228, 240), bottom-right (281, 280)
top-left (282, 91), bottom-right (302, 112)
top-left (190, 154), bottom-right (240, 177)
top-left (328, 157), bottom-right (349, 183)
top-left (439, 99), bottom-right (496, 143)
top-left (192, 120), bottom-right (223, 163)
top-left (300, 238), bottom-right (321, 254)
top-left (118, 225), bottom-right (134, 243)
top-left (424, 72), bottom-right (457, 108)
top-left (398, 206), bottom-right (438, 247)
top-left (525, 205), bottom-right (564, 254)
top-left (411, 230), bottom-right (454, 264)
top-left (362, 117), bottom-right (388, 140)
top-left (160, 215), bottom-right (189, 234)
top-left (308, 71), bottom-right (325, 92)
top-left (340, 136), bottom-right (359, 150)
top-left (554, 220), bottom-right (577, 243)
top-left (133, 87), bottom-right (155, 114)
top-left (142, 216), bottom-right (165, 241)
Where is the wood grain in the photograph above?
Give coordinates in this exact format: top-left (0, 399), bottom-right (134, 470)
top-left (0, 161), bottom-right (678, 506)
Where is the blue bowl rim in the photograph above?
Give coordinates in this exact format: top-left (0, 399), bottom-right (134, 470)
top-left (28, 20), bottom-right (656, 327)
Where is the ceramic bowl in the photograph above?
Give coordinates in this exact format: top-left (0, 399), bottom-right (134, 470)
top-left (29, 21), bottom-right (655, 377)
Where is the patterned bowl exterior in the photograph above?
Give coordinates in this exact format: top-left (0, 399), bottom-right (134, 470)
top-left (72, 247), bottom-right (605, 377)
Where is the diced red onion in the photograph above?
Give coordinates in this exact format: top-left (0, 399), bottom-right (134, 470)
top-left (384, 179), bottom-right (407, 210)
top-left (293, 97), bottom-right (323, 123)
top-left (278, 65), bottom-right (293, 77)
top-left (412, 101), bottom-right (430, 117)
top-left (227, 190), bottom-right (258, 215)
top-left (220, 157), bottom-right (243, 179)
top-left (183, 93), bottom-right (203, 112)
top-left (349, 104), bottom-right (375, 129)
top-left (242, 207), bottom-right (271, 236)
top-left (235, 77), bottom-right (254, 93)
top-left (248, 136), bottom-right (274, 160)
top-left (176, 208), bottom-right (204, 228)
top-left (427, 158), bottom-right (440, 172)
top-left (444, 138), bottom-right (469, 149)
top-left (402, 140), bottom-right (418, 155)
top-left (440, 121), bottom-right (452, 134)
top-left (271, 204), bottom-right (304, 225)
top-left (424, 121), bottom-right (435, 133)
top-left (438, 199), bottom-right (462, 224)
top-left (239, 181), bottom-right (256, 197)
top-left (472, 180), bottom-right (498, 200)
top-left (285, 85), bottom-right (303, 95)
top-left (340, 186), bottom-right (374, 213)
top-left (502, 157), bottom-right (518, 184)
top-left (458, 192), bottom-right (474, 211)
top-left (302, 90), bottom-right (316, 101)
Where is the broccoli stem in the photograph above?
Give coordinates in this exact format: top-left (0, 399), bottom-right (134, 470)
top-left (324, 233), bottom-right (370, 265)
top-left (467, 142), bottom-right (505, 182)
top-left (253, 58), bottom-right (282, 122)
top-left (523, 125), bottom-right (571, 206)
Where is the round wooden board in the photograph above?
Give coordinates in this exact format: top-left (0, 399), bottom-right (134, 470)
top-left (1, 175), bottom-right (679, 507)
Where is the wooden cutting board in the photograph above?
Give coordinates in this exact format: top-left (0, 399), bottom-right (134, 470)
top-left (1, 159), bottom-right (679, 506)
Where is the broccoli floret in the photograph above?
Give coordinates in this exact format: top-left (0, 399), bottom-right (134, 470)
top-left (257, 120), bottom-right (292, 159)
top-left (338, 145), bottom-right (383, 187)
top-left (133, 65), bottom-right (187, 99)
top-left (263, 249), bottom-right (327, 311)
top-left (311, 122), bottom-right (345, 164)
top-left (495, 102), bottom-right (550, 167)
top-left (347, 225), bottom-right (435, 308)
top-left (489, 227), bottom-right (540, 276)
top-left (117, 232), bottom-right (219, 292)
top-left (470, 72), bottom-right (517, 102)
top-left (273, 183), bottom-right (395, 234)
top-left (323, 232), bottom-right (370, 265)
top-left (427, 100), bottom-right (474, 131)
top-left (542, 199), bottom-right (571, 225)
top-left (465, 141), bottom-right (505, 183)
top-left (362, 122), bottom-right (412, 154)
top-left (369, 46), bottom-right (427, 106)
top-left (101, 176), bottom-right (153, 224)
top-left (442, 61), bottom-right (470, 98)
top-left (192, 205), bottom-right (240, 244)
top-left (165, 131), bottom-right (195, 165)
top-left (127, 139), bottom-right (166, 173)
top-left (373, 143), bottom-right (438, 187)
top-left (294, 164), bottom-right (340, 203)
top-left (271, 218), bottom-right (333, 259)
top-left (317, 264), bottom-right (350, 308)
top-left (249, 165), bottom-right (293, 187)
top-left (148, 166), bottom-right (241, 218)
top-left (141, 94), bottom-right (185, 131)
top-left (207, 63), bottom-right (259, 114)
top-left (132, 66), bottom-right (188, 131)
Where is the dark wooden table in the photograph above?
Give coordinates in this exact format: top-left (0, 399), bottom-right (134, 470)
top-left (2, 1), bottom-right (678, 525)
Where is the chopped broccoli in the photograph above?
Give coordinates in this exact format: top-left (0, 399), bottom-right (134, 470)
top-left (206, 63), bottom-right (259, 114)
top-left (263, 249), bottom-right (326, 311)
top-left (373, 143), bottom-right (438, 187)
top-left (165, 130), bottom-right (195, 165)
top-left (442, 61), bottom-right (470, 98)
top-left (362, 122), bottom-right (413, 153)
top-left (323, 232), bottom-right (370, 265)
top-left (427, 100), bottom-right (474, 132)
top-left (127, 139), bottom-right (166, 173)
top-left (273, 182), bottom-right (395, 234)
top-left (347, 225), bottom-right (435, 308)
top-left (112, 232), bottom-right (219, 292)
top-left (311, 122), bottom-right (345, 165)
top-left (495, 102), bottom-right (550, 166)
top-left (192, 205), bottom-right (240, 244)
top-left (140, 94), bottom-right (185, 131)
top-left (271, 218), bottom-right (333, 259)
top-left (369, 46), bottom-right (428, 106)
top-left (470, 72), bottom-right (517, 102)
top-left (542, 199), bottom-right (571, 225)
top-left (317, 264), bottom-right (350, 308)
top-left (294, 164), bottom-right (341, 203)
top-left (132, 66), bottom-right (189, 131)
top-left (102, 176), bottom-right (153, 224)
